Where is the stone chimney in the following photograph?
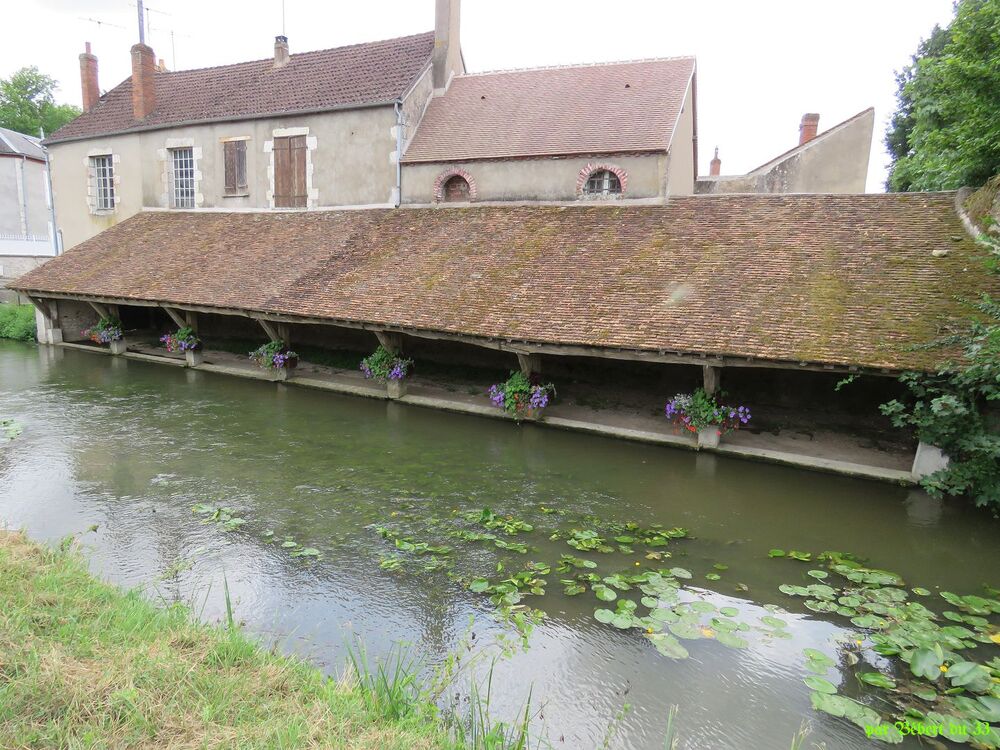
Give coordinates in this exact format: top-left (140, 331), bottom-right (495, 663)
top-left (274, 35), bottom-right (290, 68)
top-left (130, 43), bottom-right (157, 120)
top-left (709, 147), bottom-right (721, 176)
top-left (157, 58), bottom-right (168, 72)
top-left (80, 42), bottom-right (100, 112)
top-left (799, 113), bottom-right (820, 145)
top-left (433, 0), bottom-right (462, 90)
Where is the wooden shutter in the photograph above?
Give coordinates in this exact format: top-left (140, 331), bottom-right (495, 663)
top-left (273, 135), bottom-right (307, 208)
top-left (224, 140), bottom-right (248, 195)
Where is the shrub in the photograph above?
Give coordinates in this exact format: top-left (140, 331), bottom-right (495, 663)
top-left (0, 303), bottom-right (36, 342)
top-left (664, 389), bottom-right (751, 434)
top-left (249, 341), bottom-right (297, 369)
top-left (360, 345), bottom-right (412, 381)
top-left (82, 316), bottom-right (122, 344)
top-left (488, 371), bottom-right (555, 418)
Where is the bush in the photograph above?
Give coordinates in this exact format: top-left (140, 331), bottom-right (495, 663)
top-left (360, 345), bottom-right (412, 381)
top-left (0, 303), bottom-right (36, 341)
top-left (488, 370), bottom-right (554, 418)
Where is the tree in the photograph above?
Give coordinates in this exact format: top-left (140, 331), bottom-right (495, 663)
top-left (0, 66), bottom-right (80, 138)
top-left (885, 0), bottom-right (1000, 192)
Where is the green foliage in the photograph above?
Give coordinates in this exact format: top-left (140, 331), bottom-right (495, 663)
top-left (881, 231), bottom-right (1000, 511)
top-left (0, 303), bottom-right (36, 341)
top-left (0, 66), bottom-right (80, 137)
top-left (886, 0), bottom-right (1000, 191)
top-left (359, 345), bottom-right (412, 381)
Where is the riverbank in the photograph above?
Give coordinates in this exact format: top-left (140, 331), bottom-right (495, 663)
top-left (0, 529), bottom-right (450, 750)
top-left (0, 303), bottom-right (35, 342)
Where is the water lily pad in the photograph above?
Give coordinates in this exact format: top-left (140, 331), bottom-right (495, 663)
top-left (807, 570), bottom-right (829, 579)
top-left (911, 587), bottom-right (931, 596)
top-left (705, 573), bottom-right (721, 581)
top-left (668, 621), bottom-right (703, 640)
top-left (281, 540), bottom-right (298, 549)
top-left (716, 631), bottom-right (748, 649)
top-left (909, 645), bottom-right (945, 680)
top-left (469, 578), bottom-right (491, 593)
top-left (593, 584), bottom-right (617, 602)
top-left (761, 615), bottom-right (787, 629)
top-left (647, 632), bottom-right (689, 659)
top-left (669, 567), bottom-right (692, 580)
top-left (768, 549), bottom-right (786, 558)
top-left (594, 608), bottom-right (616, 624)
top-left (804, 676), bottom-right (838, 694)
top-left (719, 606), bottom-right (739, 617)
top-left (858, 672), bottom-right (896, 689)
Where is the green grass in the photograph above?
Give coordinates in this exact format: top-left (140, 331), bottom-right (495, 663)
top-left (0, 530), bottom-right (451, 750)
top-left (0, 303), bottom-right (36, 342)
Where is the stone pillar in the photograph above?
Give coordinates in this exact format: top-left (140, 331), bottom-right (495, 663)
top-left (911, 442), bottom-right (950, 481)
top-left (185, 349), bottom-right (203, 367)
top-left (702, 365), bottom-right (720, 395)
top-left (31, 299), bottom-right (63, 344)
top-left (387, 379), bottom-right (407, 399)
top-left (109, 339), bottom-right (127, 355)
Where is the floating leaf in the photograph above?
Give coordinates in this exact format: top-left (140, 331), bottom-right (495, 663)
top-left (647, 632), bottom-right (689, 659)
top-left (807, 570), bottom-right (829, 579)
top-left (716, 631), bottom-right (748, 649)
top-left (768, 549), bottom-right (786, 558)
top-left (858, 672), bottom-right (896, 689)
top-left (761, 615), bottom-right (787, 629)
top-left (593, 584), bottom-right (617, 602)
top-left (911, 587), bottom-right (931, 596)
top-left (669, 567), bottom-right (692, 579)
top-left (804, 676), bottom-right (838, 694)
top-left (469, 578), bottom-right (490, 593)
top-left (719, 606), bottom-right (739, 617)
top-left (705, 573), bottom-right (721, 581)
top-left (909, 646), bottom-right (945, 680)
top-left (594, 608), bottom-right (616, 624)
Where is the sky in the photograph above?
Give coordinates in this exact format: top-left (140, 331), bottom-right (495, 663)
top-left (6, 1), bottom-right (957, 192)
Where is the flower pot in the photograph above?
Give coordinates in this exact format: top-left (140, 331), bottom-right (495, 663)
top-left (387, 379), bottom-right (407, 399)
top-left (185, 349), bottom-right (204, 367)
top-left (697, 425), bottom-right (721, 449)
top-left (109, 339), bottom-right (127, 355)
top-left (274, 367), bottom-right (289, 382)
top-left (285, 355), bottom-right (298, 370)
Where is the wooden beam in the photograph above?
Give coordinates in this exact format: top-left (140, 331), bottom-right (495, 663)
top-left (516, 352), bottom-right (541, 376)
top-left (253, 317), bottom-right (284, 344)
top-left (162, 306), bottom-right (186, 329)
top-left (88, 301), bottom-right (110, 319)
top-left (374, 330), bottom-right (402, 353)
top-left (19, 292), bottom-right (902, 377)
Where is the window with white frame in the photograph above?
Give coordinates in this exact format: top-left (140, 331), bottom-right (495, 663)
top-left (170, 147), bottom-right (196, 208)
top-left (583, 169), bottom-right (622, 197)
top-left (90, 154), bottom-right (115, 210)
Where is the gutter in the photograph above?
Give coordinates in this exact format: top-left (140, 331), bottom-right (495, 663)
top-left (394, 99), bottom-right (403, 208)
top-left (40, 129), bottom-right (60, 255)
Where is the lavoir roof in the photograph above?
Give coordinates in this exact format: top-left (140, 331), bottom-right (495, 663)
top-left (14, 193), bottom-right (993, 372)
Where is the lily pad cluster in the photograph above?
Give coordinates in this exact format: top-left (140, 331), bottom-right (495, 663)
top-left (190, 505), bottom-right (322, 561)
top-left (775, 553), bottom-right (1000, 747)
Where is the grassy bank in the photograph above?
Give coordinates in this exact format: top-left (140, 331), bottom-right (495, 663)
top-left (0, 530), bottom-right (451, 749)
top-left (0, 303), bottom-right (36, 341)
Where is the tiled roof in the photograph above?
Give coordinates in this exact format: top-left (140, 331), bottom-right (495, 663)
top-left (47, 32), bottom-right (435, 144)
top-left (402, 57), bottom-right (696, 163)
top-left (0, 126), bottom-right (45, 160)
top-left (14, 194), bottom-right (994, 371)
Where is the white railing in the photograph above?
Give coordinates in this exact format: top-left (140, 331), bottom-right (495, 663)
top-left (0, 235), bottom-right (56, 257)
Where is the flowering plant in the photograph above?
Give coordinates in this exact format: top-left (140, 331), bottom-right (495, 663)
top-left (360, 345), bottom-right (412, 382)
top-left (160, 326), bottom-right (201, 353)
top-left (82, 316), bottom-right (123, 344)
top-left (665, 388), bottom-right (751, 435)
top-left (488, 371), bottom-right (555, 418)
top-left (249, 341), bottom-right (298, 370)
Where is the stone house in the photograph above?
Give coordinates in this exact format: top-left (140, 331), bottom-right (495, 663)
top-left (0, 127), bottom-right (58, 302)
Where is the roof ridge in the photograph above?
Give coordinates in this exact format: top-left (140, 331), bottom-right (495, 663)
top-left (461, 55), bottom-right (696, 78)
top-left (159, 30), bottom-right (435, 76)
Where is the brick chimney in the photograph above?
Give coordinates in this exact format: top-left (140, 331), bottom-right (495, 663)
top-left (433, 0), bottom-right (462, 90)
top-left (79, 42), bottom-right (100, 112)
top-left (130, 43), bottom-right (157, 120)
top-left (799, 113), bottom-right (820, 145)
top-left (274, 35), bottom-right (290, 68)
top-left (709, 147), bottom-right (721, 176)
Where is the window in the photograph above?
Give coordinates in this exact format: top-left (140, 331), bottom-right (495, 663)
top-left (171, 147), bottom-right (196, 208)
top-left (273, 135), bottom-right (307, 208)
top-left (91, 154), bottom-right (115, 211)
top-left (584, 169), bottom-right (622, 197)
top-left (443, 174), bottom-right (471, 202)
top-left (224, 140), bottom-right (248, 195)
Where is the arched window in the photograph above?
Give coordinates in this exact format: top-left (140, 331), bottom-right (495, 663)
top-left (443, 175), bottom-right (471, 202)
top-left (583, 169), bottom-right (622, 197)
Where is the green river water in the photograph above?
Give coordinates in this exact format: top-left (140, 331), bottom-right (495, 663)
top-left (1, 341), bottom-right (998, 749)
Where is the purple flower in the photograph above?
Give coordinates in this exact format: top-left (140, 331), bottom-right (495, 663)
top-left (529, 386), bottom-right (549, 410)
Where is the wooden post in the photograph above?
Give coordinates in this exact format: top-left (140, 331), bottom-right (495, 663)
top-left (163, 306), bottom-right (186, 329)
top-left (703, 365), bottom-right (720, 395)
top-left (184, 310), bottom-right (198, 332)
top-left (516, 352), bottom-right (541, 376)
top-left (375, 330), bottom-right (402, 354)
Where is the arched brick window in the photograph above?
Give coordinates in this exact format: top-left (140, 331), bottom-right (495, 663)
top-left (577, 163), bottom-right (628, 199)
top-left (433, 168), bottom-right (478, 203)
top-left (443, 174), bottom-right (471, 202)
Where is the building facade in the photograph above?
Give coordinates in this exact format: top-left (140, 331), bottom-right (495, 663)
top-left (0, 127), bottom-right (59, 302)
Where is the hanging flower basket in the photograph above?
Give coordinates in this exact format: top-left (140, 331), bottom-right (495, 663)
top-left (488, 371), bottom-right (555, 421)
top-left (160, 326), bottom-right (201, 353)
top-left (359, 345), bottom-right (412, 382)
top-left (82, 317), bottom-right (123, 345)
top-left (664, 389), bottom-right (751, 447)
top-left (250, 341), bottom-right (298, 370)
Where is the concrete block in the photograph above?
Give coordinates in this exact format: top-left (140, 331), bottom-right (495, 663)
top-left (697, 426), bottom-right (721, 449)
top-left (109, 339), bottom-right (127, 355)
top-left (185, 349), bottom-right (204, 367)
top-left (387, 379), bottom-right (407, 399)
top-left (911, 441), bottom-right (950, 480)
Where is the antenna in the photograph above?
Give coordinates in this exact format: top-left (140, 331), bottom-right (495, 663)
top-left (137, 0), bottom-right (145, 43)
top-left (282, 0), bottom-right (286, 36)
top-left (77, 16), bottom-right (127, 31)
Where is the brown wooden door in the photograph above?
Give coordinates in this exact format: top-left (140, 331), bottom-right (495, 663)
top-left (273, 135), bottom-right (307, 208)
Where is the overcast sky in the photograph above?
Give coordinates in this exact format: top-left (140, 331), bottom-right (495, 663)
top-left (7, 1), bottom-right (956, 192)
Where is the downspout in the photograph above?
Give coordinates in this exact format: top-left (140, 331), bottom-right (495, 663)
top-left (40, 129), bottom-right (60, 255)
top-left (394, 99), bottom-right (403, 208)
